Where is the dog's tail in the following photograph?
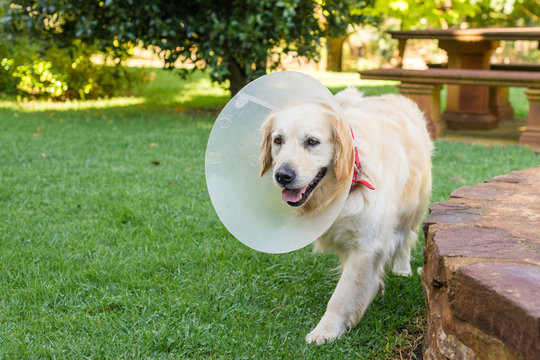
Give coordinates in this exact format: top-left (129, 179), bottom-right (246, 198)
top-left (334, 87), bottom-right (365, 108)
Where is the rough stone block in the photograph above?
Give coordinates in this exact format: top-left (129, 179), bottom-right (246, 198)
top-left (423, 166), bottom-right (540, 360)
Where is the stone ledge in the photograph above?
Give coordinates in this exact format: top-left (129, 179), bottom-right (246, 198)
top-left (423, 166), bottom-right (540, 360)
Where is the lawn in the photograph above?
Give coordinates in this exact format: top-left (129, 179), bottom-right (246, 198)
top-left (0, 70), bottom-right (538, 359)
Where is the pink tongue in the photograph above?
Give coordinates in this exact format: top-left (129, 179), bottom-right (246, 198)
top-left (282, 186), bottom-right (308, 202)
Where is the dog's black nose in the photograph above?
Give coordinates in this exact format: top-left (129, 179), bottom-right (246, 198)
top-left (275, 165), bottom-right (296, 185)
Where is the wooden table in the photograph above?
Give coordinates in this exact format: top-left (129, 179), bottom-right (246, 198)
top-left (389, 27), bottom-right (540, 130)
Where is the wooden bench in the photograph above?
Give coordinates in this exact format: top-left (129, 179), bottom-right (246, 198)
top-left (359, 68), bottom-right (540, 148)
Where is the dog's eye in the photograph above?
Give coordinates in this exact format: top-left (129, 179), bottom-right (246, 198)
top-left (273, 136), bottom-right (282, 145)
top-left (306, 137), bottom-right (320, 146)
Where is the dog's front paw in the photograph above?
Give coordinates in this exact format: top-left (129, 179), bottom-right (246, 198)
top-left (392, 267), bottom-right (412, 277)
top-left (391, 261), bottom-right (412, 277)
top-left (305, 318), bottom-right (346, 345)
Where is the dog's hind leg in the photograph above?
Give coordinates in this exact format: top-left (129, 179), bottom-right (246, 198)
top-left (391, 230), bottom-right (417, 277)
top-left (305, 246), bottom-right (386, 345)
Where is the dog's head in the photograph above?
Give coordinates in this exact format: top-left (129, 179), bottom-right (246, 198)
top-left (259, 102), bottom-right (354, 213)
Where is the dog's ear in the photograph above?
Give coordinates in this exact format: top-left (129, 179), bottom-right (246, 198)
top-left (332, 115), bottom-right (354, 184)
top-left (259, 115), bottom-right (274, 177)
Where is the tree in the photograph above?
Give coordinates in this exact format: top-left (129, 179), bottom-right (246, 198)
top-left (326, 36), bottom-right (347, 72)
top-left (364, 0), bottom-right (539, 30)
top-left (4, 0), bottom-right (374, 96)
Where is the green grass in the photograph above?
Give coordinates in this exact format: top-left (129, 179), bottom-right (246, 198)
top-left (0, 70), bottom-right (538, 359)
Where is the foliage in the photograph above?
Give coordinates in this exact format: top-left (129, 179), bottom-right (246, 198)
top-left (466, 0), bottom-right (539, 28)
top-left (42, 42), bottom-right (138, 100)
top-left (0, 38), bottom-right (140, 100)
top-left (11, 60), bottom-right (67, 99)
top-left (366, 0), bottom-right (539, 29)
top-left (3, 0), bottom-right (375, 95)
top-left (0, 58), bottom-right (17, 94)
top-left (0, 28), bottom-right (37, 94)
top-left (0, 2), bottom-right (141, 100)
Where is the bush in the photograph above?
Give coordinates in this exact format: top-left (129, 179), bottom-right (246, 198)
top-left (10, 60), bottom-right (68, 99)
top-left (0, 58), bottom-right (18, 95)
top-left (0, 36), bottom-right (38, 95)
top-left (0, 37), bottom-right (140, 101)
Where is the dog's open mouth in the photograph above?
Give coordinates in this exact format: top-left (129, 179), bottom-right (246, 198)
top-left (281, 168), bottom-right (327, 207)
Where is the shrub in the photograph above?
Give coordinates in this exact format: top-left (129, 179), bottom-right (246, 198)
top-left (11, 60), bottom-right (68, 99)
top-left (0, 37), bottom-right (140, 101)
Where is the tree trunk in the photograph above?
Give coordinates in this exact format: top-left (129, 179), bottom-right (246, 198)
top-left (326, 36), bottom-right (347, 72)
top-left (227, 59), bottom-right (248, 97)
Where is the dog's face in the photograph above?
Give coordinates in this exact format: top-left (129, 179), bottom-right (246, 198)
top-left (260, 102), bottom-right (354, 213)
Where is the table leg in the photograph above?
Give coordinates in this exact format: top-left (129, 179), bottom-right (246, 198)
top-left (398, 83), bottom-right (444, 138)
top-left (489, 87), bottom-right (514, 121)
top-left (439, 40), bottom-right (500, 130)
top-left (519, 88), bottom-right (540, 148)
top-left (396, 39), bottom-right (406, 68)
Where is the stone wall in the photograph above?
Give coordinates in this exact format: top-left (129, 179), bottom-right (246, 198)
top-left (422, 166), bottom-right (540, 360)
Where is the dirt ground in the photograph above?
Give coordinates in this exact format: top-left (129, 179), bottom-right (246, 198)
top-left (443, 117), bottom-right (535, 149)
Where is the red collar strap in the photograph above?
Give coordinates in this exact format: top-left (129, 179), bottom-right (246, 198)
top-left (349, 126), bottom-right (375, 191)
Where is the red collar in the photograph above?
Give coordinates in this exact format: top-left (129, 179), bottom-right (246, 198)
top-left (349, 126), bottom-right (375, 191)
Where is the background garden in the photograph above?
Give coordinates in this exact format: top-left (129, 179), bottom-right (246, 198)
top-left (1, 1), bottom-right (539, 359)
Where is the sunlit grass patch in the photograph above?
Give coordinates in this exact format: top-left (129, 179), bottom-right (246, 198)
top-left (0, 96), bottom-right (146, 112)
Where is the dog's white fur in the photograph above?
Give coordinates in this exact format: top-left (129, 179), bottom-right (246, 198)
top-left (260, 88), bottom-right (433, 345)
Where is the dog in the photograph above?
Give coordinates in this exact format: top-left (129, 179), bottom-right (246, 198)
top-left (259, 87), bottom-right (433, 345)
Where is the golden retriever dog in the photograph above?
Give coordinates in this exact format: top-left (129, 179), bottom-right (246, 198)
top-left (260, 88), bottom-right (433, 345)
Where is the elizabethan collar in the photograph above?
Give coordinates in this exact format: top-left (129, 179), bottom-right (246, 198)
top-left (205, 71), bottom-right (352, 253)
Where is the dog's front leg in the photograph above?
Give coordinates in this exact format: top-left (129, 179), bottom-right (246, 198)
top-left (306, 248), bottom-right (384, 345)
